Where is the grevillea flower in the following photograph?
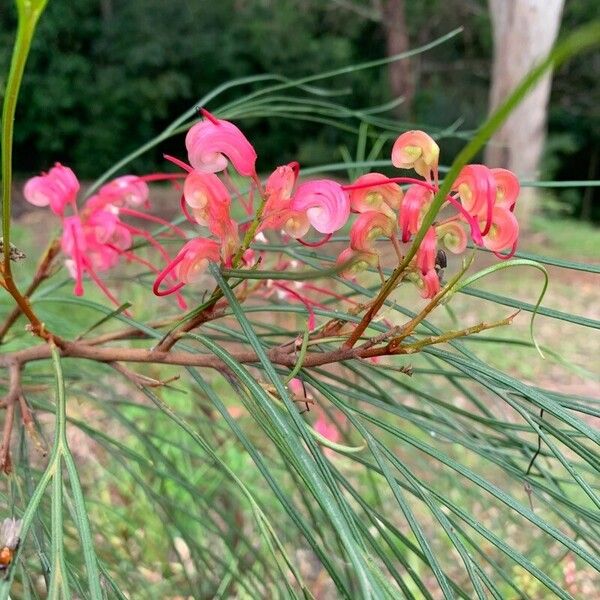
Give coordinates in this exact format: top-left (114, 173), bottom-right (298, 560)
top-left (23, 163), bottom-right (79, 216)
top-left (415, 227), bottom-right (437, 275)
top-left (350, 211), bottom-right (395, 252)
top-left (264, 162), bottom-right (299, 212)
top-left (60, 209), bottom-right (135, 300)
top-left (419, 269), bottom-right (441, 299)
top-left (183, 171), bottom-right (231, 226)
top-left (349, 172), bottom-right (403, 219)
top-left (153, 238), bottom-right (221, 296)
top-left (398, 184), bottom-right (433, 243)
top-left (491, 168), bottom-right (520, 210)
top-left (392, 131), bottom-right (440, 179)
top-left (337, 247), bottom-right (379, 277)
top-left (291, 180), bottom-right (350, 234)
top-left (181, 170), bottom-right (239, 262)
top-left (98, 175), bottom-right (150, 208)
top-left (481, 206), bottom-right (519, 252)
top-left (452, 164), bottom-right (496, 235)
top-left (259, 162), bottom-right (312, 238)
top-left (436, 221), bottom-right (467, 254)
top-left (314, 416), bottom-right (341, 444)
top-left (185, 109), bottom-right (257, 177)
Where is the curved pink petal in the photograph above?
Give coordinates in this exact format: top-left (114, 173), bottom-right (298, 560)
top-left (419, 269), bottom-right (441, 299)
top-left (398, 184), bottom-right (432, 243)
top-left (350, 211), bottom-right (395, 252)
top-left (336, 247), bottom-right (378, 278)
top-left (183, 171), bottom-right (231, 222)
top-left (99, 175), bottom-right (149, 208)
top-left (452, 165), bottom-right (495, 234)
top-left (392, 131), bottom-right (439, 179)
top-left (185, 112), bottom-right (257, 177)
top-left (349, 172), bottom-right (403, 217)
top-left (436, 221), bottom-right (467, 254)
top-left (491, 168), bottom-right (520, 210)
top-left (24, 163), bottom-right (79, 215)
top-left (291, 180), bottom-right (350, 234)
top-left (482, 206), bottom-right (519, 252)
top-left (415, 227), bottom-right (437, 275)
top-left (259, 209), bottom-right (311, 239)
top-left (265, 162), bottom-right (299, 213)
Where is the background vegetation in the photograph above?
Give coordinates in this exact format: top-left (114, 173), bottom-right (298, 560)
top-left (1, 0), bottom-right (598, 220)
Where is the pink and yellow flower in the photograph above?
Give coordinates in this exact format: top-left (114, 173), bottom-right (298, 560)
top-left (185, 109), bottom-right (257, 177)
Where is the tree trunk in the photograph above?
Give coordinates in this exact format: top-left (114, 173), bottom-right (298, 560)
top-left (382, 0), bottom-right (414, 117)
top-left (485, 0), bottom-right (564, 225)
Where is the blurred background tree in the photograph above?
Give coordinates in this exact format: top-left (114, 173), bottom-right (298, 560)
top-left (0, 0), bottom-right (597, 220)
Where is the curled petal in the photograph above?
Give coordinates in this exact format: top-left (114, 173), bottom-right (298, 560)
top-left (392, 131), bottom-right (440, 178)
top-left (415, 227), bottom-right (437, 275)
top-left (491, 168), bottom-right (520, 210)
top-left (154, 238), bottom-right (221, 297)
top-left (291, 180), bottom-right (350, 234)
top-left (337, 247), bottom-right (379, 277)
top-left (99, 176), bottom-right (149, 207)
top-left (349, 172), bottom-right (403, 218)
top-left (265, 162), bottom-right (299, 212)
top-left (259, 209), bottom-right (311, 239)
top-left (436, 221), bottom-right (468, 254)
top-left (419, 269), bottom-right (441, 299)
top-left (350, 211), bottom-right (395, 252)
top-left (183, 171), bottom-right (231, 226)
top-left (398, 184), bottom-right (432, 242)
top-left (482, 206), bottom-right (519, 252)
top-left (185, 111), bottom-right (257, 177)
top-left (452, 164), bottom-right (495, 234)
top-left (24, 163), bottom-right (79, 215)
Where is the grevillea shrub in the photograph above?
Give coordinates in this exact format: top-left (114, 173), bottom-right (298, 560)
top-left (1, 2), bottom-right (599, 598)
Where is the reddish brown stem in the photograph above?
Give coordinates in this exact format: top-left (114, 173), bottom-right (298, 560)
top-left (0, 239), bottom-right (61, 343)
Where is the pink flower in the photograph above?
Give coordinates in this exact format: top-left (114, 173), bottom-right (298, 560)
top-left (436, 221), bottom-right (467, 254)
top-left (185, 109), bottom-right (257, 177)
top-left (419, 269), bottom-right (441, 299)
top-left (264, 162), bottom-right (299, 212)
top-left (291, 180), bottom-right (350, 234)
top-left (398, 184), bottom-right (432, 243)
top-left (259, 163), bottom-right (313, 238)
top-left (61, 216), bottom-right (87, 295)
top-left (452, 164), bottom-right (496, 235)
top-left (259, 209), bottom-right (311, 239)
top-left (336, 248), bottom-right (378, 277)
top-left (183, 171), bottom-right (231, 226)
top-left (153, 238), bottom-right (221, 296)
top-left (349, 172), bottom-right (403, 219)
top-left (392, 131), bottom-right (440, 179)
top-left (98, 175), bottom-right (149, 208)
top-left (314, 415), bottom-right (341, 445)
top-left (350, 211), bottom-right (395, 252)
top-left (491, 168), bottom-right (520, 210)
top-left (23, 163), bottom-right (79, 216)
top-left (481, 206), bottom-right (519, 252)
top-left (415, 227), bottom-right (437, 275)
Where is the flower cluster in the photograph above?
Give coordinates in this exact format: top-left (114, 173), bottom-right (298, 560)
top-left (24, 164), bottom-right (186, 307)
top-left (24, 111), bottom-right (520, 318)
top-left (338, 131), bottom-right (520, 298)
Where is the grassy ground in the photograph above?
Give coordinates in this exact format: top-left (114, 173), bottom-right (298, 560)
top-left (2, 204), bottom-right (599, 598)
